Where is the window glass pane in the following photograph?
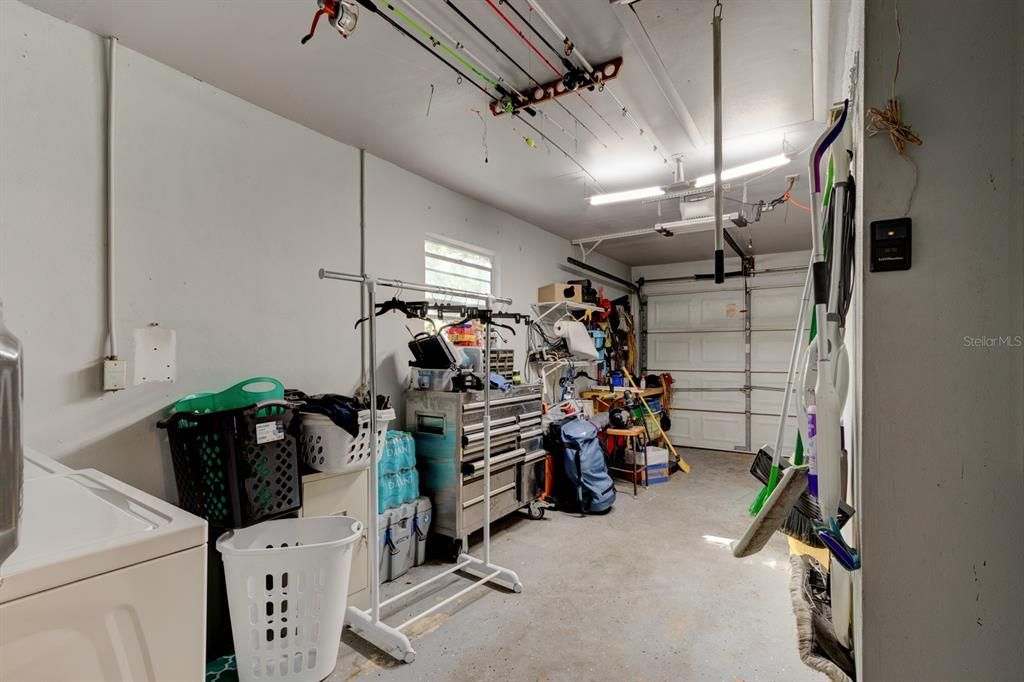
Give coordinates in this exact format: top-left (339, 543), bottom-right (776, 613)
top-left (425, 256), bottom-right (492, 283)
top-left (424, 239), bottom-right (493, 305)
top-left (425, 240), bottom-right (492, 269)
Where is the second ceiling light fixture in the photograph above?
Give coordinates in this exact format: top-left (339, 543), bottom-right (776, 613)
top-left (587, 153), bottom-right (791, 206)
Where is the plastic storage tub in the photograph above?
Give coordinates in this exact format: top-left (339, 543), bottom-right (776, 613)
top-left (216, 516), bottom-right (362, 682)
top-left (158, 401), bottom-right (302, 528)
top-left (298, 408), bottom-right (394, 474)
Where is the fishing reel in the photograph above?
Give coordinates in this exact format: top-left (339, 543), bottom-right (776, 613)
top-left (301, 0), bottom-right (359, 44)
top-left (562, 67), bottom-right (592, 92)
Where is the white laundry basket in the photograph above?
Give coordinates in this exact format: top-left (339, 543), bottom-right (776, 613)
top-left (216, 516), bottom-right (363, 682)
top-left (298, 408), bottom-right (395, 474)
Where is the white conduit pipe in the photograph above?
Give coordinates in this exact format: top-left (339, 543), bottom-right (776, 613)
top-left (712, 3), bottom-right (725, 283)
top-left (106, 36), bottom-right (119, 358)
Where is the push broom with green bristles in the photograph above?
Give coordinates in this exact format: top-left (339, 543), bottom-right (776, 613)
top-left (747, 257), bottom-right (813, 517)
top-left (733, 256), bottom-right (813, 558)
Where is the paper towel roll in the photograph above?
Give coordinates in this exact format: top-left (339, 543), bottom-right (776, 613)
top-left (553, 320), bottom-right (599, 360)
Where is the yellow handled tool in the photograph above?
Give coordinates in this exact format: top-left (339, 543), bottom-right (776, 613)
top-left (624, 369), bottom-right (690, 473)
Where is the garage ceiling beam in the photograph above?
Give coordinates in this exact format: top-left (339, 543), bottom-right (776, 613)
top-left (611, 1), bottom-right (705, 149)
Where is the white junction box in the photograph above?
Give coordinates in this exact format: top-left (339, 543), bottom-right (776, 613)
top-left (102, 358), bottom-right (127, 391)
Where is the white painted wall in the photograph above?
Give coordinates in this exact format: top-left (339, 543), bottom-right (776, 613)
top-left (0, 0), bottom-right (627, 501)
top-left (857, 0), bottom-right (1024, 679)
top-left (363, 154), bottom-right (629, 410)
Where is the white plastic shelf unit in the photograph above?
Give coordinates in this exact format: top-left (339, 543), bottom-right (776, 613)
top-left (529, 301), bottom-right (604, 402)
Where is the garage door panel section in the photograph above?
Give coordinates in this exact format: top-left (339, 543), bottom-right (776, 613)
top-left (750, 414), bottom-right (798, 453)
top-left (750, 330), bottom-right (802, 372)
top-left (666, 371), bottom-right (746, 412)
top-left (667, 410), bottom-right (746, 451)
top-left (750, 372), bottom-right (799, 416)
top-left (648, 290), bottom-right (745, 331)
top-left (650, 332), bottom-right (745, 372)
top-left (750, 286), bottom-right (802, 330)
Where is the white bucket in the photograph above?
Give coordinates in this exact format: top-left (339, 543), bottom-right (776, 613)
top-left (216, 516), bottom-right (363, 681)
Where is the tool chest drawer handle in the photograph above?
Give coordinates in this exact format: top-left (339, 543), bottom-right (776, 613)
top-left (462, 481), bottom-right (519, 508)
top-left (462, 448), bottom-right (527, 475)
top-left (464, 415), bottom-right (517, 433)
top-left (464, 393), bottom-right (540, 410)
top-left (523, 449), bottom-right (547, 463)
top-left (464, 423), bottom-right (520, 445)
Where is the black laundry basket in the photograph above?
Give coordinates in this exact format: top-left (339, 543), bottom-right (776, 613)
top-left (158, 400), bottom-right (302, 528)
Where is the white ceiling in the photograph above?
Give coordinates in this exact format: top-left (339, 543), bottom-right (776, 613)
top-left (24, 0), bottom-right (824, 266)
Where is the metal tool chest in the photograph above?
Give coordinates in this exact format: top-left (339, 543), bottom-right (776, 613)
top-left (405, 384), bottom-right (546, 558)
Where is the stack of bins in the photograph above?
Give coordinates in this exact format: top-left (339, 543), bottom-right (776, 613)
top-left (377, 431), bottom-right (431, 582)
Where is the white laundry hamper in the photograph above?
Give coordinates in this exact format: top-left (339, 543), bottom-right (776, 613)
top-left (216, 516), bottom-right (363, 682)
top-left (298, 408), bottom-right (395, 474)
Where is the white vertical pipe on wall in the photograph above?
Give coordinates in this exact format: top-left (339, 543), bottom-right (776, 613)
top-left (106, 36), bottom-right (118, 358)
top-left (811, 0), bottom-right (833, 123)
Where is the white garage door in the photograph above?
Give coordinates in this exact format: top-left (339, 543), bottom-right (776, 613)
top-left (645, 272), bottom-right (806, 453)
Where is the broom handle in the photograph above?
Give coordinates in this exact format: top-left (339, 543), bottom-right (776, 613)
top-left (772, 258), bottom-right (814, 468)
top-left (623, 369), bottom-right (690, 473)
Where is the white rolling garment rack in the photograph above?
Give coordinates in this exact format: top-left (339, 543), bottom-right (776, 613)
top-left (318, 268), bottom-right (523, 664)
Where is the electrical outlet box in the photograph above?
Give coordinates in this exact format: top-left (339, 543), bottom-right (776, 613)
top-left (103, 358), bottom-right (127, 391)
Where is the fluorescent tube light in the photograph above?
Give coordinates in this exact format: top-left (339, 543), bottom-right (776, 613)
top-left (655, 212), bottom-right (739, 235)
top-left (588, 186), bottom-right (666, 206)
top-left (694, 154), bottom-right (790, 188)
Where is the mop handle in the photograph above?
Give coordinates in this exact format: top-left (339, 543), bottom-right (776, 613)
top-left (771, 259), bottom-right (814, 468)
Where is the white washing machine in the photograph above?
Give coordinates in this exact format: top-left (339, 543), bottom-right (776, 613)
top-left (0, 450), bottom-right (208, 681)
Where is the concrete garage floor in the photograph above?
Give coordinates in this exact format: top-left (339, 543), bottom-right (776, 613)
top-left (331, 449), bottom-right (820, 682)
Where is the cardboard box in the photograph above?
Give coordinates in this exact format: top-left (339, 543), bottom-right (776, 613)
top-left (646, 462), bottom-right (670, 484)
top-left (538, 282), bottom-right (582, 304)
top-left (619, 462), bottom-right (670, 484)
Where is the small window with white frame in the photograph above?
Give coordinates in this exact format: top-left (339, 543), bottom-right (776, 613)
top-left (424, 238), bottom-right (494, 305)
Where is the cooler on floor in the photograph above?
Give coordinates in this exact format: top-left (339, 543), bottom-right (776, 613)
top-left (378, 506), bottom-right (414, 584)
top-left (411, 496), bottom-right (432, 567)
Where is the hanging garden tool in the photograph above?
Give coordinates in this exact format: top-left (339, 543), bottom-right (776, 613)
top-left (301, 0), bottom-right (360, 43)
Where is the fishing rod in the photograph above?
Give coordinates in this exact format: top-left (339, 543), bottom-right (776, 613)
top-left (395, 0), bottom-right (578, 145)
top-left (445, 0), bottom-right (606, 148)
top-left (483, 0), bottom-right (624, 141)
top-left (499, 0), bottom-right (573, 72)
top-left (354, 0), bottom-right (604, 188)
top-left (524, 0), bottom-right (667, 163)
top-left (380, 0), bottom-right (581, 148)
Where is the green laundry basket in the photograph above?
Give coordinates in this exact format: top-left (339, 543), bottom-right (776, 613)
top-left (173, 377), bottom-right (285, 415)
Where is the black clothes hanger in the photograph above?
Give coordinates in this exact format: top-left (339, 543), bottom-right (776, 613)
top-left (355, 298), bottom-right (436, 330)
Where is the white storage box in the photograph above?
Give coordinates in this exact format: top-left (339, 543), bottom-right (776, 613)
top-left (625, 446), bottom-right (669, 466)
top-left (216, 516), bottom-right (362, 682)
top-left (299, 408), bottom-right (395, 474)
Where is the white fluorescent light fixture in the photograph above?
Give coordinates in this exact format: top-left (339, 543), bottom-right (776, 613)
top-left (694, 154), bottom-right (791, 188)
top-left (588, 186), bottom-right (665, 206)
top-left (655, 212), bottom-right (739, 235)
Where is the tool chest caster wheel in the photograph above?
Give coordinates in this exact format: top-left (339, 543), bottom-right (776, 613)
top-left (526, 500), bottom-right (545, 520)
